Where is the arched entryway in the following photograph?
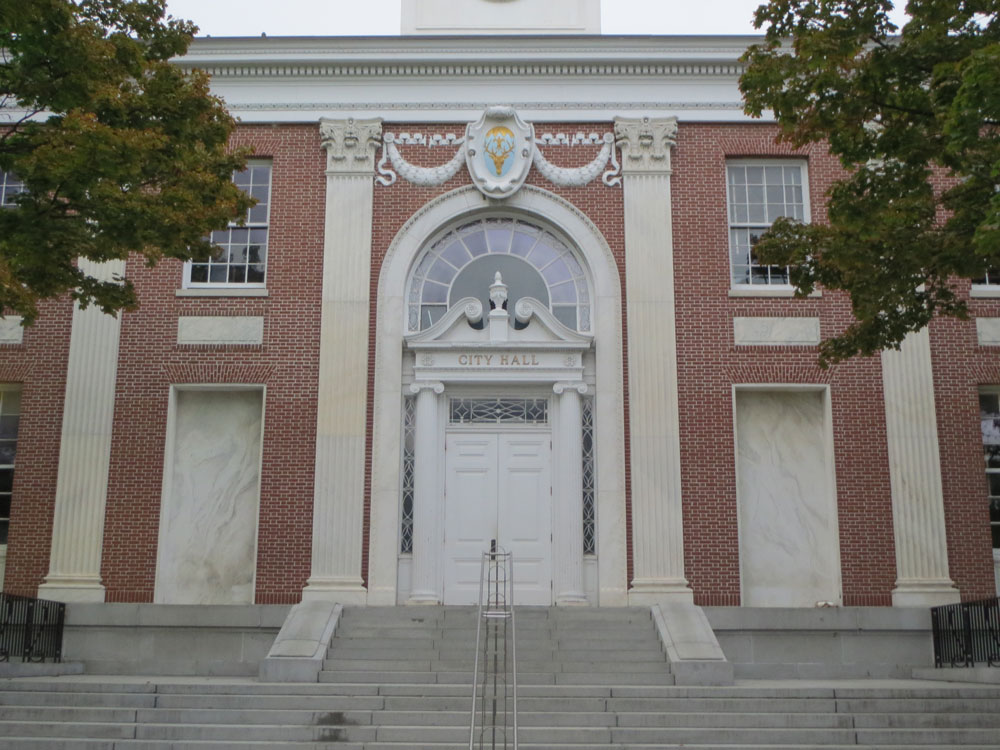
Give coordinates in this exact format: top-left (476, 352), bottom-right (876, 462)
top-left (367, 185), bottom-right (628, 607)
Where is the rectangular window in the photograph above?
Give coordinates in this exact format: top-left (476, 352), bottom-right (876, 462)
top-left (726, 161), bottom-right (809, 287)
top-left (0, 386), bottom-right (21, 546)
top-left (184, 161), bottom-right (271, 288)
top-left (979, 390), bottom-right (1000, 548)
top-left (0, 171), bottom-right (24, 207)
top-left (972, 270), bottom-right (1000, 288)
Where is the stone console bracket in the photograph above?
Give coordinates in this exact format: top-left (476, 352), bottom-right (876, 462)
top-left (259, 601), bottom-right (343, 682)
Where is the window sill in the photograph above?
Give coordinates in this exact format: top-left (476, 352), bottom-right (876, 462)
top-left (970, 286), bottom-right (1000, 299)
top-left (729, 287), bottom-right (821, 299)
top-left (176, 288), bottom-right (269, 298)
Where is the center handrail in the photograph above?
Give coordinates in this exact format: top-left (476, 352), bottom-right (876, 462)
top-left (469, 541), bottom-right (517, 750)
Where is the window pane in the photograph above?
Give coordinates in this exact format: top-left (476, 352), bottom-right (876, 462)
top-left (541, 258), bottom-right (572, 284)
top-left (550, 280), bottom-right (577, 303)
top-left (511, 231), bottom-right (537, 257)
top-left (0, 441), bottom-right (15, 465)
top-left (990, 473), bottom-right (1000, 497)
top-left (209, 264), bottom-right (228, 283)
top-left (246, 264), bottom-right (265, 284)
top-left (421, 281), bottom-right (448, 304)
top-left (427, 258), bottom-right (456, 285)
top-left (441, 240), bottom-right (471, 268)
top-left (527, 239), bottom-right (558, 268)
top-left (1, 389), bottom-right (20, 415)
top-left (462, 231), bottom-right (488, 257)
top-left (0, 415), bottom-right (18, 439)
top-left (0, 468), bottom-right (12, 493)
top-left (486, 227), bottom-right (512, 253)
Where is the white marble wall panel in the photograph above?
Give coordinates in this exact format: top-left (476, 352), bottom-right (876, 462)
top-left (0, 316), bottom-right (23, 345)
top-left (976, 318), bottom-right (1000, 346)
top-left (734, 317), bottom-right (820, 346)
top-left (736, 390), bottom-right (841, 607)
top-left (177, 316), bottom-right (263, 345)
top-left (155, 389), bottom-right (263, 605)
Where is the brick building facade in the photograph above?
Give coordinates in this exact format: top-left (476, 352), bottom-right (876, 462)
top-left (1, 2), bottom-right (997, 618)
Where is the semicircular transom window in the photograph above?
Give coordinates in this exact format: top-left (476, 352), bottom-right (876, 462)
top-left (407, 217), bottom-right (591, 333)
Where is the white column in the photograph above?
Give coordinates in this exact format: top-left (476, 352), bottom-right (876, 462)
top-left (303, 118), bottom-right (382, 603)
top-left (553, 382), bottom-right (588, 605)
top-left (408, 381), bottom-right (444, 603)
top-left (39, 259), bottom-right (124, 602)
top-left (882, 329), bottom-right (960, 606)
top-left (614, 117), bottom-right (693, 604)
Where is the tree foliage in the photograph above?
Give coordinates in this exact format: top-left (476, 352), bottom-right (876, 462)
top-left (0, 0), bottom-right (251, 323)
top-left (741, 0), bottom-right (1000, 365)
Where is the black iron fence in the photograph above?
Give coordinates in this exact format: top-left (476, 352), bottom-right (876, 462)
top-left (931, 596), bottom-right (1000, 668)
top-left (0, 592), bottom-right (65, 663)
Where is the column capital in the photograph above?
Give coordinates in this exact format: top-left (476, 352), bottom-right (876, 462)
top-left (409, 381), bottom-right (445, 395)
top-left (320, 117), bottom-right (383, 176)
top-left (553, 381), bottom-right (588, 396)
top-left (614, 116), bottom-right (678, 175)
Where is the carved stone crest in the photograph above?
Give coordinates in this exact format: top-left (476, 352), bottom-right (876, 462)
top-left (465, 106), bottom-right (534, 198)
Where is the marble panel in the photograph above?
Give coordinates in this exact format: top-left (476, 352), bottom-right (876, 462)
top-left (736, 390), bottom-right (840, 607)
top-left (976, 318), bottom-right (1000, 346)
top-left (177, 316), bottom-right (263, 345)
top-left (733, 317), bottom-right (820, 346)
top-left (0, 316), bottom-right (23, 344)
top-left (156, 389), bottom-right (262, 604)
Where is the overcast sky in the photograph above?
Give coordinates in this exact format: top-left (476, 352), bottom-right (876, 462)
top-left (163, 0), bottom-right (909, 38)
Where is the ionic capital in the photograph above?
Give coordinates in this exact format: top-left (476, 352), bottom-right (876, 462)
top-left (409, 381), bottom-right (445, 395)
top-left (553, 382), bottom-right (588, 396)
top-left (320, 118), bottom-right (383, 176)
top-left (614, 116), bottom-right (678, 175)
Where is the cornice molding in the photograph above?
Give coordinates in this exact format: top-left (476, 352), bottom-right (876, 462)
top-left (228, 100), bottom-right (745, 113)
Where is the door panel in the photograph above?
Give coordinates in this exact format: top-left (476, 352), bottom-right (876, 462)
top-left (443, 431), bottom-right (551, 605)
top-left (443, 435), bottom-right (498, 604)
top-left (499, 435), bottom-right (551, 605)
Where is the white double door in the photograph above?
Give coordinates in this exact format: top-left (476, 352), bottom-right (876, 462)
top-left (443, 430), bottom-right (552, 605)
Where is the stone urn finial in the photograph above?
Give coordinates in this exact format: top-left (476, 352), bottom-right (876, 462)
top-left (489, 271), bottom-right (508, 310)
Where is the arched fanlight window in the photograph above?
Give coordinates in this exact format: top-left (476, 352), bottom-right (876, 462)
top-left (407, 217), bottom-right (591, 332)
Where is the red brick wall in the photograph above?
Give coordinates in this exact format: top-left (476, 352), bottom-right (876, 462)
top-left (99, 124), bottom-right (325, 603)
top-left (672, 123), bottom-right (897, 606)
top-left (7, 118), bottom-right (994, 605)
top-left (929, 299), bottom-right (1000, 600)
top-left (1, 299), bottom-right (73, 595)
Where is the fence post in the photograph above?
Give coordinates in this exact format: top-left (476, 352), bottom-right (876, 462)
top-left (22, 597), bottom-right (35, 663)
top-left (962, 603), bottom-right (974, 668)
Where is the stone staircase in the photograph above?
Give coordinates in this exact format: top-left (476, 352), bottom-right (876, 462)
top-left (0, 605), bottom-right (999, 748)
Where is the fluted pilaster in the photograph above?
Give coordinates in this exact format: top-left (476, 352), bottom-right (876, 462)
top-left (39, 259), bottom-right (124, 602)
top-left (882, 328), bottom-right (959, 606)
top-left (408, 381), bottom-right (444, 603)
top-left (303, 118), bottom-right (382, 603)
top-left (614, 116), bottom-right (692, 604)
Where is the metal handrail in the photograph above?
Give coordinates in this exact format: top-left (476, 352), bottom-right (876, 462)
top-left (469, 540), bottom-right (517, 750)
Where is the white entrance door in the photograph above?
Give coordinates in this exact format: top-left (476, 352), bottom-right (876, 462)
top-left (443, 432), bottom-right (552, 605)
